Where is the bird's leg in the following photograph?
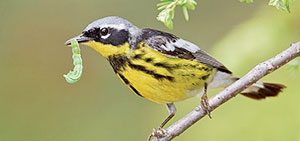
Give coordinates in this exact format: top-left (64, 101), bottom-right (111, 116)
top-left (160, 103), bottom-right (176, 128)
top-left (201, 83), bottom-right (212, 118)
top-left (148, 103), bottom-right (176, 141)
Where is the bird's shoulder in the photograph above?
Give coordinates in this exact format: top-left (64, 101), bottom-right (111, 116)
top-left (133, 28), bottom-right (231, 74)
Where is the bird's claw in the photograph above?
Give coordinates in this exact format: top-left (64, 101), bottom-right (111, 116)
top-left (147, 127), bottom-right (167, 141)
top-left (201, 95), bottom-right (212, 118)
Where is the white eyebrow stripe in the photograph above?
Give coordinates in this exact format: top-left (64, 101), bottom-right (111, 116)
top-left (101, 24), bottom-right (126, 30)
top-left (84, 23), bottom-right (127, 32)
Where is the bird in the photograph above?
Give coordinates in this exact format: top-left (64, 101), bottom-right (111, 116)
top-left (65, 16), bottom-right (285, 136)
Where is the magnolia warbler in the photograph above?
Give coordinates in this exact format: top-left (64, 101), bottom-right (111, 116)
top-left (65, 16), bottom-right (285, 131)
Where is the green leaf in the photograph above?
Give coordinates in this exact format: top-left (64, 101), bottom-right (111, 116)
top-left (177, 0), bottom-right (187, 5)
top-left (157, 1), bottom-right (172, 7)
top-left (156, 0), bottom-right (197, 29)
top-left (239, 0), bottom-right (254, 3)
top-left (157, 8), bottom-right (174, 29)
top-left (158, 5), bottom-right (169, 11)
top-left (268, 0), bottom-right (294, 12)
top-left (183, 0), bottom-right (197, 9)
top-left (182, 6), bottom-right (189, 21)
top-left (165, 19), bottom-right (174, 29)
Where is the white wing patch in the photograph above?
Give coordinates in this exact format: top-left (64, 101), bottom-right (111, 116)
top-left (164, 38), bottom-right (200, 53)
top-left (161, 42), bottom-right (175, 51)
top-left (174, 39), bottom-right (200, 53)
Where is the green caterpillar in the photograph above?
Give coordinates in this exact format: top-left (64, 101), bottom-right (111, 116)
top-left (64, 39), bottom-right (83, 84)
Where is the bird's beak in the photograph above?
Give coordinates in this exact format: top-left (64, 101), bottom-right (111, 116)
top-left (65, 34), bottom-right (92, 46)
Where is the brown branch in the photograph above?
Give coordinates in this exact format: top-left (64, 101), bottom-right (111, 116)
top-left (153, 41), bottom-right (300, 141)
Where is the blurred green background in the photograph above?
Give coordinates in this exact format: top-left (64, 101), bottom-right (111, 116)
top-left (1, 0), bottom-right (300, 141)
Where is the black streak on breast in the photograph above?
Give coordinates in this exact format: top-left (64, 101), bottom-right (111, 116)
top-left (108, 55), bottom-right (143, 98)
top-left (153, 62), bottom-right (177, 72)
top-left (129, 85), bottom-right (143, 97)
top-left (128, 62), bottom-right (174, 81)
top-left (108, 55), bottom-right (129, 73)
top-left (118, 73), bottom-right (129, 84)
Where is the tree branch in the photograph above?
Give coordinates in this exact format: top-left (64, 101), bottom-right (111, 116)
top-left (153, 41), bottom-right (300, 141)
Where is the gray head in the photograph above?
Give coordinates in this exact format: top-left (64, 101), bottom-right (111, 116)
top-left (84, 16), bottom-right (138, 32)
top-left (66, 16), bottom-right (140, 46)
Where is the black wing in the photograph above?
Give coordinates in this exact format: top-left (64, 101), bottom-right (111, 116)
top-left (138, 28), bottom-right (231, 74)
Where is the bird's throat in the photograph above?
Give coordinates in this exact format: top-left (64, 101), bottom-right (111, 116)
top-left (83, 41), bottom-right (131, 58)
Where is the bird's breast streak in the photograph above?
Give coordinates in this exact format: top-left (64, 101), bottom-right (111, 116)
top-left (116, 46), bottom-right (214, 104)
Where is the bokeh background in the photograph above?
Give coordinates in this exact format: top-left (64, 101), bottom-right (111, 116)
top-left (1, 0), bottom-right (300, 141)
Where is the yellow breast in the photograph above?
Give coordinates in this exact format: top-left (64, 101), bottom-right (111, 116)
top-left (84, 41), bottom-right (214, 104)
top-left (119, 44), bottom-right (214, 104)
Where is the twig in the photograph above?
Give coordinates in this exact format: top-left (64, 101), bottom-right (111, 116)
top-left (153, 41), bottom-right (300, 141)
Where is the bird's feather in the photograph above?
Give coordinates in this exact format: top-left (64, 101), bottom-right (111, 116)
top-left (138, 28), bottom-right (231, 74)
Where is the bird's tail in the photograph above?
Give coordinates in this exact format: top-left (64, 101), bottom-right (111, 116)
top-left (240, 82), bottom-right (285, 100)
top-left (209, 71), bottom-right (286, 100)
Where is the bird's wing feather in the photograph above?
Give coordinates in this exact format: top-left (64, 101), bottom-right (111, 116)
top-left (140, 28), bottom-right (231, 74)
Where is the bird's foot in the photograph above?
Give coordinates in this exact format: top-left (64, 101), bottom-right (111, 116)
top-left (147, 127), bottom-right (167, 141)
top-left (201, 94), bottom-right (212, 118)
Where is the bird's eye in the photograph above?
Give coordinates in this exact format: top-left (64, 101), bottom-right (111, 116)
top-left (100, 27), bottom-right (109, 36)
